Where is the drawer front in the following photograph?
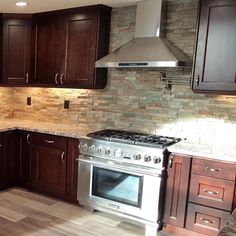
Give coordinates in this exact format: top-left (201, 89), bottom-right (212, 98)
top-left (192, 158), bottom-right (236, 181)
top-left (189, 175), bottom-right (235, 211)
top-left (186, 203), bottom-right (230, 236)
top-left (31, 133), bottom-right (67, 149)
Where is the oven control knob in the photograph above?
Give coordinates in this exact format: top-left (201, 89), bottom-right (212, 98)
top-left (144, 155), bottom-right (152, 162)
top-left (104, 148), bottom-right (111, 156)
top-left (88, 145), bottom-right (95, 153)
top-left (96, 146), bottom-right (103, 154)
top-left (133, 154), bottom-right (142, 160)
top-left (82, 143), bottom-right (88, 151)
top-left (114, 149), bottom-right (123, 158)
top-left (153, 156), bottom-right (161, 164)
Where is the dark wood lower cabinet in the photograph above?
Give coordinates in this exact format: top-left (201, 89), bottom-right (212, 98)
top-left (31, 137), bottom-right (67, 198)
top-left (3, 131), bottom-right (16, 187)
top-left (14, 131), bottom-right (31, 187)
top-left (185, 203), bottom-right (230, 236)
top-left (66, 138), bottom-right (79, 202)
top-left (164, 153), bottom-right (192, 227)
top-left (0, 133), bottom-right (4, 189)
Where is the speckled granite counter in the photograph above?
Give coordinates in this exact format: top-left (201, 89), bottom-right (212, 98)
top-left (218, 209), bottom-right (236, 236)
top-left (0, 118), bottom-right (235, 163)
top-left (168, 141), bottom-right (236, 163)
top-left (0, 119), bottom-right (90, 138)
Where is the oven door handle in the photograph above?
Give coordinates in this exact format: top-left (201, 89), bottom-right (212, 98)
top-left (77, 156), bottom-right (162, 177)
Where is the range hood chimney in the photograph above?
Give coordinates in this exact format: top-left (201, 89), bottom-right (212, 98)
top-left (96, 0), bottom-right (192, 68)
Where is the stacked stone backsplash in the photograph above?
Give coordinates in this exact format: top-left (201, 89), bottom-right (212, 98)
top-left (1, 0), bottom-right (236, 156)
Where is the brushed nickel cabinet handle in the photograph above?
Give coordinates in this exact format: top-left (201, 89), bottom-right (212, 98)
top-left (204, 189), bottom-right (219, 195)
top-left (26, 73), bottom-right (29, 84)
top-left (55, 73), bottom-right (59, 84)
top-left (61, 151), bottom-right (65, 163)
top-left (168, 155), bottom-right (173, 168)
top-left (206, 167), bottom-right (221, 172)
top-left (0, 144), bottom-right (3, 147)
top-left (27, 134), bottom-right (30, 144)
top-left (200, 217), bottom-right (215, 225)
top-left (44, 140), bottom-right (55, 144)
top-left (60, 73), bottom-right (64, 85)
top-left (195, 75), bottom-right (200, 86)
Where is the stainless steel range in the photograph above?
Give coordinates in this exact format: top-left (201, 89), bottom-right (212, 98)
top-left (77, 130), bottom-right (181, 236)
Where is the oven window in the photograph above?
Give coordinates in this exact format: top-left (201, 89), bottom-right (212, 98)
top-left (92, 167), bottom-right (143, 208)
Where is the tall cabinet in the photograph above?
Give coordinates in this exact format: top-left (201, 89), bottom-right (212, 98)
top-left (192, 0), bottom-right (236, 94)
top-left (2, 14), bottom-right (31, 85)
top-left (31, 5), bottom-right (111, 88)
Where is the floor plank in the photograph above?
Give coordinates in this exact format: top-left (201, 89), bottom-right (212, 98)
top-left (0, 188), bottom-right (170, 236)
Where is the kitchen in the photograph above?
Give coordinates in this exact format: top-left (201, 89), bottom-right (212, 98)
top-left (0, 0), bottom-right (235, 235)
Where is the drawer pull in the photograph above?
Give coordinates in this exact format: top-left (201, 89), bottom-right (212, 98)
top-left (0, 144), bottom-right (3, 147)
top-left (200, 217), bottom-right (215, 225)
top-left (206, 167), bottom-right (221, 172)
top-left (61, 151), bottom-right (65, 163)
top-left (204, 189), bottom-right (219, 195)
top-left (27, 134), bottom-right (30, 144)
top-left (44, 140), bottom-right (55, 144)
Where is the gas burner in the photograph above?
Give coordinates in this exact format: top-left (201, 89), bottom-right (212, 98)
top-left (87, 129), bottom-right (181, 148)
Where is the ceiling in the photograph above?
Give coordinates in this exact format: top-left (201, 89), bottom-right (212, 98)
top-left (0, 0), bottom-right (139, 13)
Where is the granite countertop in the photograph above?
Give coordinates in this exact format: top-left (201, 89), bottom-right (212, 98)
top-left (0, 118), bottom-right (90, 138)
top-left (0, 118), bottom-right (235, 163)
top-left (168, 141), bottom-right (236, 163)
top-left (218, 209), bottom-right (236, 236)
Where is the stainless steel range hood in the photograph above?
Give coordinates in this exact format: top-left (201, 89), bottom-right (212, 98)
top-left (96, 0), bottom-right (192, 68)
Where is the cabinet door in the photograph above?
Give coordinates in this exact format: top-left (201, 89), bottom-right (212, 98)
top-left (31, 144), bottom-right (66, 197)
top-left (66, 138), bottom-right (79, 202)
top-left (3, 131), bottom-right (16, 187)
top-left (31, 14), bottom-right (61, 85)
top-left (192, 0), bottom-right (236, 93)
top-left (60, 12), bottom-right (98, 87)
top-left (14, 131), bottom-right (31, 187)
top-left (0, 134), bottom-right (4, 189)
top-left (164, 153), bottom-right (192, 227)
top-left (2, 15), bottom-right (31, 84)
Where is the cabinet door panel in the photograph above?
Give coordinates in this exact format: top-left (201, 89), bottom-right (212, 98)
top-left (31, 144), bottom-right (66, 197)
top-left (32, 15), bottom-right (61, 84)
top-left (61, 13), bottom-right (97, 87)
top-left (164, 153), bottom-right (191, 227)
top-left (2, 16), bottom-right (31, 84)
top-left (193, 0), bottom-right (236, 93)
top-left (0, 134), bottom-right (4, 188)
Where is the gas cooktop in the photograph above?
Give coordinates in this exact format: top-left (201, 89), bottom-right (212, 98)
top-left (87, 129), bottom-right (181, 148)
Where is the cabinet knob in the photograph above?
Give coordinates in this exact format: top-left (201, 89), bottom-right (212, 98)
top-left (55, 73), bottom-right (59, 84)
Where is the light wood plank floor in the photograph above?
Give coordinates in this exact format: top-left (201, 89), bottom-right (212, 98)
top-left (0, 188), bottom-right (170, 236)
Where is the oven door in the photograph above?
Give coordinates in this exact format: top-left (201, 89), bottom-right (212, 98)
top-left (77, 155), bottom-right (164, 224)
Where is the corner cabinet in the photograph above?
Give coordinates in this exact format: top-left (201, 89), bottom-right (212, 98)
top-left (1, 14), bottom-right (32, 85)
top-left (31, 5), bottom-right (111, 88)
top-left (192, 0), bottom-right (236, 94)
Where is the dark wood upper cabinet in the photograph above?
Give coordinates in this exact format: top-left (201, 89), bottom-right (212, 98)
top-left (31, 5), bottom-right (111, 88)
top-left (2, 14), bottom-right (32, 85)
top-left (31, 14), bottom-right (61, 85)
top-left (192, 0), bottom-right (236, 94)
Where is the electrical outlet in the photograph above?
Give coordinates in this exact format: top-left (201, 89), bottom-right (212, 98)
top-left (27, 97), bottom-right (31, 106)
top-left (64, 100), bottom-right (70, 109)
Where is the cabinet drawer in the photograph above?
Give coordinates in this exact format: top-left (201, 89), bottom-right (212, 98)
top-left (31, 133), bottom-right (67, 149)
top-left (189, 175), bottom-right (235, 211)
top-left (186, 203), bottom-right (230, 236)
top-left (192, 158), bottom-right (236, 181)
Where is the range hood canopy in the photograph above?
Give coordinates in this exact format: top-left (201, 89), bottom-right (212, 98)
top-left (96, 0), bottom-right (192, 68)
